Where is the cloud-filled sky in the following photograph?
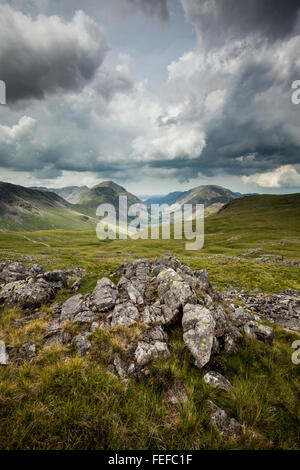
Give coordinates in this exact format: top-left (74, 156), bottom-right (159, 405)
top-left (1, 0), bottom-right (300, 195)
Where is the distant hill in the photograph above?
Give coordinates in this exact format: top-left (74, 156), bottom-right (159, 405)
top-left (145, 185), bottom-right (236, 214)
top-left (145, 191), bottom-right (189, 206)
top-left (72, 181), bottom-right (144, 218)
top-left (218, 192), bottom-right (300, 216)
top-left (0, 182), bottom-right (97, 231)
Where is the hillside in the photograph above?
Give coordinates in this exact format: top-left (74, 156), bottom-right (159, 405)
top-left (72, 181), bottom-right (144, 218)
top-left (0, 182), bottom-right (97, 231)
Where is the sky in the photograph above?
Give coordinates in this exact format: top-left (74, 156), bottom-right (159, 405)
top-left (1, 0), bottom-right (300, 195)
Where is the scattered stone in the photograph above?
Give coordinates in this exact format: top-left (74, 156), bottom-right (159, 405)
top-left (207, 400), bottom-right (242, 437)
top-left (203, 371), bottom-right (233, 392)
top-left (60, 294), bottom-right (87, 320)
top-left (73, 310), bottom-right (96, 324)
top-left (0, 341), bottom-right (8, 365)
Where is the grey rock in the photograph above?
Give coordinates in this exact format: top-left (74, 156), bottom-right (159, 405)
top-left (223, 325), bottom-right (243, 355)
top-left (45, 318), bottom-right (62, 338)
top-left (157, 269), bottom-right (196, 323)
top-left (92, 277), bottom-right (117, 312)
top-left (73, 310), bottom-right (96, 324)
top-left (28, 264), bottom-right (45, 277)
top-left (182, 303), bottom-right (215, 369)
top-left (0, 340), bottom-right (8, 365)
top-left (68, 278), bottom-right (82, 293)
top-left (211, 306), bottom-right (229, 337)
top-left (0, 278), bottom-right (56, 308)
top-left (229, 307), bottom-right (252, 326)
top-left (244, 321), bottom-right (274, 345)
top-left (61, 294), bottom-right (86, 320)
top-left (110, 302), bottom-right (140, 327)
top-left (42, 270), bottom-right (68, 288)
top-left (208, 400), bottom-right (242, 437)
top-left (72, 333), bottom-right (91, 356)
top-left (134, 339), bottom-right (170, 368)
top-left (203, 371), bottom-right (233, 392)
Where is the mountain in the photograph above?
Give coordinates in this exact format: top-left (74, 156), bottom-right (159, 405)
top-left (30, 185), bottom-right (89, 204)
top-left (234, 192), bottom-right (259, 198)
top-left (145, 191), bottom-right (189, 206)
top-left (72, 181), bottom-right (144, 218)
top-left (0, 182), bottom-right (97, 231)
top-left (145, 185), bottom-right (236, 214)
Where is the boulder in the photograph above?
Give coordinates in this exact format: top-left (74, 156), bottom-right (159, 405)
top-left (15, 343), bottom-right (36, 362)
top-left (60, 294), bottom-right (87, 320)
top-left (92, 278), bottom-right (117, 312)
top-left (182, 303), bottom-right (215, 369)
top-left (0, 278), bottom-right (56, 308)
top-left (207, 400), bottom-right (242, 437)
top-left (203, 371), bottom-right (233, 392)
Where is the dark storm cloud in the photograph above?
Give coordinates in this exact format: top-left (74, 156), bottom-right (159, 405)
top-left (182, 0), bottom-right (300, 47)
top-left (0, 4), bottom-right (108, 103)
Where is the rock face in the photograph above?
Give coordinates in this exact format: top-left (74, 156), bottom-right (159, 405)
top-left (0, 341), bottom-right (8, 365)
top-left (208, 400), bottom-right (242, 437)
top-left (203, 371), bottom-right (233, 392)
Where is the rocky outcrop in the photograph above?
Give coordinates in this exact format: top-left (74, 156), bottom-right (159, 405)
top-left (0, 256), bottom-right (276, 386)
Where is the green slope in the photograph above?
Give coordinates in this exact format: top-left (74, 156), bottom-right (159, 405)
top-left (0, 182), bottom-right (97, 231)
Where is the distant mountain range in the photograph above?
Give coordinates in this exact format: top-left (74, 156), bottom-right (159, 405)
top-left (0, 180), bottom-right (256, 231)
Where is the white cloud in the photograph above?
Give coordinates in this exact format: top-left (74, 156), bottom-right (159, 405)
top-left (242, 165), bottom-right (300, 188)
top-left (0, 116), bottom-right (37, 141)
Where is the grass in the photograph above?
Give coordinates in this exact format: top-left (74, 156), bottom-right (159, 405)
top-left (0, 193), bottom-right (299, 449)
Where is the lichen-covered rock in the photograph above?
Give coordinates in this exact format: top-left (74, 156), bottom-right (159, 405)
top-left (244, 321), bottom-right (274, 345)
top-left (0, 341), bottom-right (8, 365)
top-left (207, 400), bottom-right (242, 437)
top-left (72, 333), bottom-right (91, 356)
top-left (203, 371), bottom-right (233, 392)
top-left (60, 294), bottom-right (87, 320)
top-left (182, 303), bottom-right (215, 369)
top-left (0, 278), bottom-right (56, 308)
top-left (156, 268), bottom-right (196, 323)
top-left (134, 333), bottom-right (170, 368)
top-left (110, 302), bottom-right (140, 327)
top-left (223, 324), bottom-right (243, 355)
top-left (211, 306), bottom-right (229, 337)
top-left (92, 277), bottom-right (117, 312)
top-left (28, 264), bottom-right (45, 277)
